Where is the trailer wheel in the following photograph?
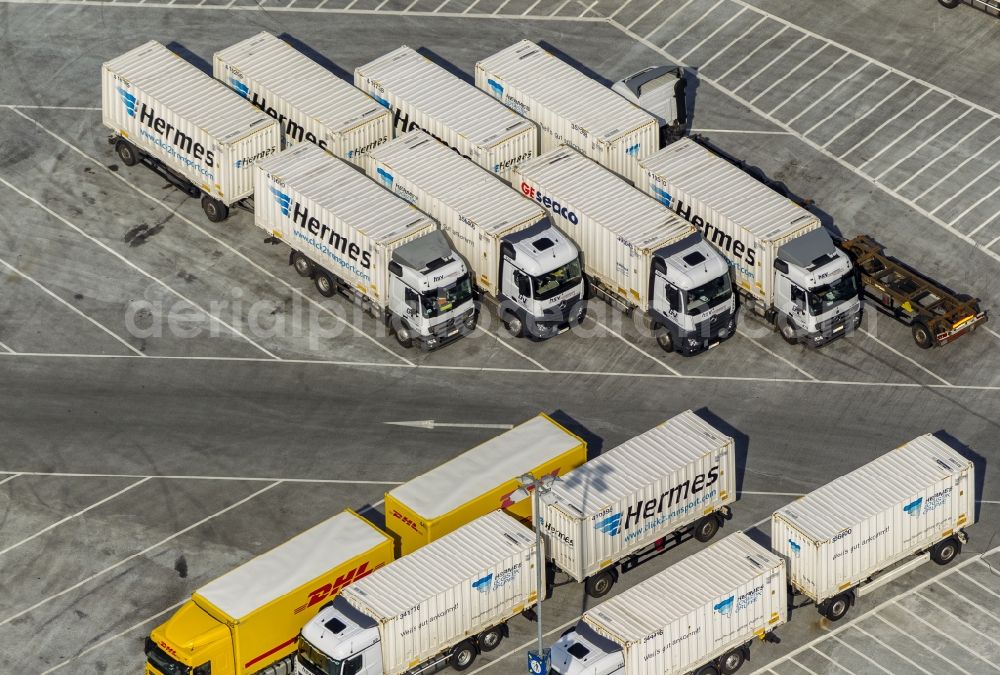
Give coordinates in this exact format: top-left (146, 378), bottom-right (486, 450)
top-left (931, 537), bottom-right (961, 565)
top-left (291, 252), bottom-right (313, 278)
top-left (938, 0), bottom-right (962, 7)
top-left (478, 626), bottom-right (504, 652)
top-left (822, 592), bottom-right (853, 621)
top-left (585, 571), bottom-right (616, 598)
top-left (201, 196), bottom-right (229, 223)
top-left (450, 640), bottom-right (477, 671)
top-left (695, 665), bottom-right (720, 675)
top-left (115, 139), bottom-right (141, 167)
top-left (912, 321), bottom-right (934, 349)
top-left (653, 322), bottom-right (674, 353)
top-left (693, 515), bottom-right (720, 542)
top-left (720, 647), bottom-right (746, 674)
top-left (314, 271), bottom-right (337, 298)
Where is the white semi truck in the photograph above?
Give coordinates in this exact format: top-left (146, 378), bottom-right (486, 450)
top-left (256, 143), bottom-right (476, 349)
top-left (369, 131), bottom-right (586, 339)
top-left (639, 138), bottom-right (863, 346)
top-left (294, 511), bottom-right (541, 675)
top-left (513, 148), bottom-right (736, 355)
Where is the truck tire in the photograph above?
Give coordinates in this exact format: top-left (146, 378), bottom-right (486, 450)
top-left (393, 318), bottom-right (414, 349)
top-left (912, 321), bottom-right (934, 349)
top-left (720, 647), bottom-right (746, 674)
top-left (450, 640), bottom-right (477, 671)
top-left (822, 591), bottom-right (853, 621)
top-left (503, 312), bottom-right (524, 338)
top-left (779, 316), bottom-right (798, 345)
top-left (931, 537), bottom-right (961, 565)
top-left (653, 322), bottom-right (674, 353)
top-left (696, 665), bottom-right (720, 675)
top-left (314, 271), bottom-right (337, 298)
top-left (478, 626), bottom-right (504, 652)
top-left (939, 0), bottom-right (962, 7)
top-left (693, 515), bottom-right (720, 542)
top-left (291, 252), bottom-right (313, 277)
top-left (201, 195), bottom-right (229, 223)
top-left (462, 310), bottom-right (479, 333)
top-left (585, 570), bottom-right (616, 598)
top-left (115, 139), bottom-right (141, 167)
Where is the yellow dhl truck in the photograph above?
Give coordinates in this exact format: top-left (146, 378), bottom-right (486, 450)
top-left (144, 510), bottom-right (393, 675)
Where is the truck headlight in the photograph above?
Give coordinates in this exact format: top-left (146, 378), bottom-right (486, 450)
top-left (687, 338), bottom-right (701, 348)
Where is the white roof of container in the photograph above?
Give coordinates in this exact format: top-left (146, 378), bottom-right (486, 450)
top-left (585, 532), bottom-right (782, 642)
top-left (389, 415), bottom-right (582, 519)
top-left (257, 143), bottom-right (435, 245)
top-left (517, 148), bottom-right (694, 251)
top-left (356, 46), bottom-right (534, 149)
top-left (548, 410), bottom-right (732, 518)
top-left (345, 511), bottom-right (534, 619)
top-left (196, 510), bottom-right (389, 619)
top-left (104, 41), bottom-right (274, 145)
top-left (371, 131), bottom-right (546, 236)
top-left (640, 138), bottom-right (819, 243)
top-left (775, 435), bottom-right (972, 541)
top-left (477, 40), bottom-right (655, 143)
top-left (215, 32), bottom-right (388, 134)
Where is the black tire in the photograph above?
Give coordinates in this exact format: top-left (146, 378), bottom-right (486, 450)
top-left (201, 195), bottom-right (229, 223)
top-left (939, 0), bottom-right (962, 7)
top-left (694, 515), bottom-right (720, 542)
top-left (912, 321), bottom-right (934, 349)
top-left (314, 271), bottom-right (336, 298)
top-left (291, 252), bottom-right (313, 278)
top-left (503, 312), bottom-right (524, 338)
top-left (450, 640), bottom-right (477, 671)
top-left (478, 626), bottom-right (504, 652)
top-left (720, 647), bottom-right (746, 675)
top-left (653, 322), bottom-right (674, 353)
top-left (462, 310), bottom-right (479, 334)
top-left (931, 537), bottom-right (961, 565)
top-left (696, 665), bottom-right (720, 675)
top-left (823, 592), bottom-right (852, 621)
top-left (585, 570), bottom-right (615, 598)
top-left (115, 139), bottom-right (140, 167)
top-left (780, 316), bottom-right (798, 345)
top-left (393, 318), bottom-right (414, 349)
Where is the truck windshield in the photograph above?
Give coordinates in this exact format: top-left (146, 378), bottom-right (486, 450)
top-left (683, 275), bottom-right (732, 316)
top-left (421, 273), bottom-right (473, 319)
top-left (532, 257), bottom-right (583, 302)
top-left (145, 637), bottom-right (190, 675)
top-left (807, 274), bottom-right (858, 316)
top-left (298, 636), bottom-right (340, 675)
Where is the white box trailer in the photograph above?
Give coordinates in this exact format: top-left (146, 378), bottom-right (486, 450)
top-left (369, 132), bottom-right (587, 339)
top-left (296, 511), bottom-right (541, 675)
top-left (255, 144), bottom-right (477, 349)
top-left (551, 532), bottom-right (786, 675)
top-left (638, 138), bottom-right (862, 346)
top-left (354, 46), bottom-right (538, 179)
top-left (476, 40), bottom-right (659, 183)
top-left (213, 32), bottom-right (392, 169)
top-left (102, 40), bottom-right (281, 223)
top-left (513, 148), bottom-right (736, 355)
top-left (541, 410), bottom-right (736, 598)
top-left (772, 434), bottom-right (975, 621)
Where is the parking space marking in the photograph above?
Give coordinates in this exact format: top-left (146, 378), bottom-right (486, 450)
top-left (769, 52), bottom-right (848, 116)
top-left (910, 591), bottom-right (1000, 648)
top-left (474, 326), bottom-right (549, 371)
top-left (828, 634), bottom-right (893, 674)
top-left (735, 329), bottom-right (817, 381)
top-left (859, 96), bottom-right (957, 172)
top-left (0, 340), bottom-right (15, 354)
top-left (0, 174), bottom-right (282, 360)
top-left (801, 69), bottom-right (889, 136)
top-left (608, 0), bottom-right (635, 20)
top-left (590, 317), bottom-right (682, 376)
top-left (0, 480), bottom-right (282, 628)
top-left (663, 0), bottom-right (726, 50)
top-left (716, 24), bottom-right (788, 82)
top-left (679, 5), bottom-right (746, 61)
top-left (786, 60), bottom-right (870, 126)
top-left (959, 183), bottom-right (1000, 233)
top-left (822, 80), bottom-right (911, 148)
top-left (628, 0), bottom-right (670, 30)
top-left (838, 89), bottom-right (931, 159)
top-left (733, 35), bottom-right (809, 95)
top-left (807, 647), bottom-right (852, 673)
top-left (930, 577), bottom-right (1000, 621)
top-left (751, 43), bottom-right (831, 106)
top-left (957, 569), bottom-right (1000, 600)
top-left (857, 328), bottom-right (952, 386)
top-left (895, 601), bottom-right (1000, 670)
top-left (895, 115), bottom-right (992, 190)
top-left (2, 470), bottom-right (403, 485)
top-left (0, 256), bottom-right (146, 357)
top-left (847, 624), bottom-right (934, 675)
top-left (699, 14), bottom-right (767, 70)
top-left (930, 154), bottom-right (1000, 214)
top-left (0, 473), bottom-right (20, 486)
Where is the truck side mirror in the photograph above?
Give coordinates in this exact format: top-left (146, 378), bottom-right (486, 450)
top-left (774, 259), bottom-right (789, 274)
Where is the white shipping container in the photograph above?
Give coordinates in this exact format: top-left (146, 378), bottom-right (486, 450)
top-left (512, 148), bottom-right (696, 310)
top-left (369, 131), bottom-right (548, 296)
top-left (254, 143), bottom-right (436, 305)
top-left (342, 511), bottom-right (540, 675)
top-left (102, 40), bottom-right (281, 204)
top-left (476, 40), bottom-right (658, 183)
top-left (577, 532), bottom-right (786, 675)
top-left (354, 46), bottom-right (538, 179)
top-left (541, 410), bottom-right (736, 582)
top-left (772, 434), bottom-right (975, 604)
top-left (213, 32), bottom-right (392, 169)
top-left (638, 138), bottom-right (821, 305)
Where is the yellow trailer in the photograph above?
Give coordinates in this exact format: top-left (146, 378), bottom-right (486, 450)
top-left (145, 510), bottom-right (393, 675)
top-left (384, 413), bottom-right (587, 555)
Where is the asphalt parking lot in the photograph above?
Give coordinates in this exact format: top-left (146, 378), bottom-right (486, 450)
top-left (1, 0), bottom-right (999, 673)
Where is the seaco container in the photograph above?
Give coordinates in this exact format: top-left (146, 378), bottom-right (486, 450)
top-left (213, 32), bottom-right (392, 169)
top-left (254, 143), bottom-right (436, 309)
top-left (384, 414), bottom-right (586, 555)
top-left (638, 138), bottom-right (821, 305)
top-left (476, 40), bottom-right (658, 183)
top-left (354, 46), bottom-right (538, 179)
top-left (772, 434), bottom-right (975, 605)
top-left (540, 410), bottom-right (736, 583)
top-left (102, 40), bottom-right (281, 205)
top-left (512, 147), bottom-right (696, 311)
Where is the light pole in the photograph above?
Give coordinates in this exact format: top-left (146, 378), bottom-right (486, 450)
top-left (511, 471), bottom-right (557, 675)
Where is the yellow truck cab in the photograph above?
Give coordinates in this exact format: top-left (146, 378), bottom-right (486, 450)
top-left (145, 510), bottom-right (393, 675)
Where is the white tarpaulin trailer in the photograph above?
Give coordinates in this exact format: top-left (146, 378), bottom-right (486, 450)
top-left (213, 32), bottom-right (392, 169)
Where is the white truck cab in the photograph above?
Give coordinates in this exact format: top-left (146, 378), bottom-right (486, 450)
top-left (612, 65), bottom-right (687, 146)
top-left (296, 597), bottom-right (381, 675)
top-left (550, 624), bottom-right (624, 675)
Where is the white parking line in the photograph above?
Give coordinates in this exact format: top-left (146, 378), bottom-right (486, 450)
top-left (607, 0), bottom-right (634, 20)
top-left (0, 175), bottom-right (281, 360)
top-left (0, 473), bottom-right (20, 486)
top-left (461, 0), bottom-right (478, 12)
top-left (838, 89), bottom-right (932, 159)
top-left (894, 601), bottom-right (1000, 670)
top-left (3, 470), bottom-right (403, 485)
top-left (0, 340), bottom-right (15, 354)
top-left (590, 317), bottom-right (682, 376)
top-left (750, 43), bottom-right (829, 105)
top-left (679, 5), bottom-right (747, 60)
top-left (929, 577), bottom-right (1000, 621)
top-left (959, 184), bottom-right (1000, 233)
top-left (0, 477), bottom-right (150, 557)
top-left (894, 115), bottom-right (991, 189)
top-left (736, 329), bottom-right (817, 381)
top-left (547, 0), bottom-right (573, 16)
top-left (769, 51), bottom-right (848, 115)
top-left (931, 155), bottom-right (1000, 215)
top-left (857, 328), bottom-right (951, 386)
top-left (807, 646), bottom-right (854, 673)
top-left (802, 68), bottom-right (888, 135)
top-left (733, 34), bottom-right (809, 94)
top-left (786, 60), bottom-right (871, 126)
top-left (823, 80), bottom-right (911, 148)
top-left (626, 0), bottom-right (665, 30)
top-left (715, 24), bottom-right (789, 82)
top-left (576, 0), bottom-right (598, 18)
top-left (910, 591), bottom-right (1000, 647)
top-left (859, 96), bottom-right (955, 172)
top-left (662, 0), bottom-right (726, 51)
top-left (0, 480), bottom-right (281, 628)
top-left (698, 15), bottom-right (767, 71)
top-left (520, 0), bottom-right (541, 15)
top-left (829, 634), bottom-right (893, 674)
top-left (956, 569), bottom-right (1000, 601)
top-left (474, 325), bottom-right (549, 371)
top-left (869, 613), bottom-right (973, 674)
top-left (0, 257), bottom-right (145, 357)
top-left (846, 623), bottom-right (933, 675)
top-left (913, 134), bottom-right (1000, 203)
